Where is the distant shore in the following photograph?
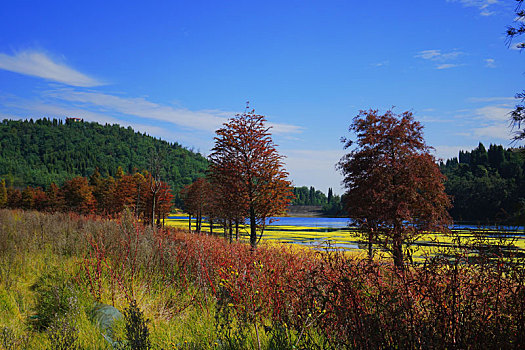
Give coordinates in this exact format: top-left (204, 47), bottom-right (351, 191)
top-left (286, 205), bottom-right (324, 217)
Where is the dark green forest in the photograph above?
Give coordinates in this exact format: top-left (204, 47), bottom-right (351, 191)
top-left (440, 143), bottom-right (525, 225)
top-left (0, 118), bottom-right (208, 196)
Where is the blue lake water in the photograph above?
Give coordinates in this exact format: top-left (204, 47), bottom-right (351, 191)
top-left (169, 215), bottom-right (523, 232)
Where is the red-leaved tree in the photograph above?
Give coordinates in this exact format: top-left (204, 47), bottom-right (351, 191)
top-left (209, 107), bottom-right (293, 248)
top-left (338, 109), bottom-right (452, 269)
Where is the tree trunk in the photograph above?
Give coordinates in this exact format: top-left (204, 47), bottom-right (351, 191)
top-left (393, 230), bottom-right (404, 270)
top-left (235, 220), bottom-right (239, 241)
top-left (250, 206), bottom-right (257, 249)
top-left (209, 219), bottom-right (213, 235)
top-left (188, 214), bottom-right (192, 232)
top-left (368, 231), bottom-right (373, 260)
top-left (229, 220), bottom-right (233, 243)
top-left (151, 193), bottom-right (156, 227)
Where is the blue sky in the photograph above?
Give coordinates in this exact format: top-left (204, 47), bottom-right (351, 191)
top-left (0, 0), bottom-right (523, 193)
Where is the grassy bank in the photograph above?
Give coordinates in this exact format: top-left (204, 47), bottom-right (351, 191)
top-left (0, 209), bottom-right (524, 349)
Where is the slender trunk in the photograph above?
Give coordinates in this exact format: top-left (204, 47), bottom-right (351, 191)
top-left (188, 214), bottom-right (192, 232)
top-left (255, 322), bottom-right (261, 350)
top-left (235, 220), bottom-right (239, 241)
top-left (228, 220), bottom-right (233, 243)
top-left (223, 222), bottom-right (227, 239)
top-left (368, 230), bottom-right (373, 260)
top-left (209, 219), bottom-right (213, 235)
top-left (250, 206), bottom-right (257, 249)
top-left (151, 193), bottom-right (156, 227)
top-left (135, 185), bottom-right (141, 218)
top-left (393, 227), bottom-right (404, 270)
top-left (196, 210), bottom-right (201, 233)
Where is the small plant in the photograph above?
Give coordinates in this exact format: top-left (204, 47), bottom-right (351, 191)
top-left (47, 314), bottom-right (79, 350)
top-left (31, 272), bottom-right (77, 331)
top-left (123, 300), bottom-right (151, 350)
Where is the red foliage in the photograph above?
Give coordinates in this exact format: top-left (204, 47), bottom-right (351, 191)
top-left (338, 109), bottom-right (452, 268)
top-left (209, 108), bottom-right (293, 248)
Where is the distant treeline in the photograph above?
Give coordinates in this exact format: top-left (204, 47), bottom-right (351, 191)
top-left (0, 118), bottom-right (208, 205)
top-left (440, 143), bottom-right (525, 225)
top-left (291, 186), bottom-right (345, 216)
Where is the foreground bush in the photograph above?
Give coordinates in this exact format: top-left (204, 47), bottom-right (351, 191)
top-left (0, 209), bottom-right (524, 349)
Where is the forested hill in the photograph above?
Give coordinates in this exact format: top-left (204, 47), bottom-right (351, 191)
top-left (0, 118), bottom-right (208, 193)
top-left (440, 143), bottom-right (525, 224)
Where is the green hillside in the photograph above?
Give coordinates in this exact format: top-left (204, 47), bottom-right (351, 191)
top-left (0, 118), bottom-right (208, 195)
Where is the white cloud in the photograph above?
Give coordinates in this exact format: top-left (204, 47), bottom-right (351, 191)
top-left (0, 50), bottom-right (103, 87)
top-left (415, 49), bottom-right (463, 61)
top-left (485, 58), bottom-right (496, 68)
top-left (473, 124), bottom-right (511, 139)
top-left (372, 61), bottom-right (389, 67)
top-left (451, 99), bottom-right (515, 141)
top-left (447, 0), bottom-right (501, 16)
top-left (474, 104), bottom-right (512, 121)
top-left (43, 88), bottom-right (228, 132)
top-left (268, 122), bottom-right (304, 134)
top-left (433, 145), bottom-right (479, 161)
top-left (35, 88), bottom-right (305, 136)
top-left (282, 149), bottom-right (346, 194)
top-left (415, 49), bottom-right (464, 69)
top-left (436, 63), bottom-right (460, 69)
top-left (467, 96), bottom-right (514, 103)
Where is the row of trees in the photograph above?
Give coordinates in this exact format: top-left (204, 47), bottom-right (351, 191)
top-left (0, 167), bottom-right (173, 226)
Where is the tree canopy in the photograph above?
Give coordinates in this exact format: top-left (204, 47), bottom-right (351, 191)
top-left (208, 108), bottom-right (293, 249)
top-left (338, 109), bottom-right (452, 268)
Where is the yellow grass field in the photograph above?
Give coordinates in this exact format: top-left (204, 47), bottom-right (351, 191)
top-left (164, 215), bottom-right (525, 260)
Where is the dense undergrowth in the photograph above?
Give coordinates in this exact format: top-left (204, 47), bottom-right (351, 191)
top-left (0, 209), bottom-right (524, 349)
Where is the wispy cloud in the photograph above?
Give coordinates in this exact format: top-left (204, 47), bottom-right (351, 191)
top-left (415, 49), bottom-right (464, 69)
top-left (43, 88), bottom-right (227, 132)
top-left (467, 96), bottom-right (514, 103)
top-left (416, 49), bottom-right (463, 61)
top-left (446, 0), bottom-right (501, 16)
top-left (436, 63), bottom-right (460, 69)
top-left (39, 88), bottom-right (303, 135)
top-left (452, 98), bottom-right (514, 141)
top-left (0, 50), bottom-right (103, 87)
top-left (485, 58), bottom-right (496, 68)
top-left (282, 149), bottom-right (346, 193)
top-left (371, 61), bottom-right (389, 67)
top-left (433, 145), bottom-right (479, 160)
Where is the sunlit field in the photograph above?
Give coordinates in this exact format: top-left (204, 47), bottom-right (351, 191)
top-left (164, 215), bottom-right (525, 260)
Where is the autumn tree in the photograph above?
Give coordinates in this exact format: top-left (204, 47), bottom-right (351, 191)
top-left (506, 0), bottom-right (525, 141)
top-left (180, 178), bottom-right (211, 233)
top-left (61, 176), bottom-right (96, 214)
top-left (45, 183), bottom-right (62, 211)
top-left (338, 109), bottom-right (452, 269)
top-left (115, 173), bottom-right (138, 213)
top-left (209, 107), bottom-right (293, 249)
top-left (156, 180), bottom-right (174, 227)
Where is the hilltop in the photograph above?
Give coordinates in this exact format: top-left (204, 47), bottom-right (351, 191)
top-left (0, 118), bottom-right (208, 200)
